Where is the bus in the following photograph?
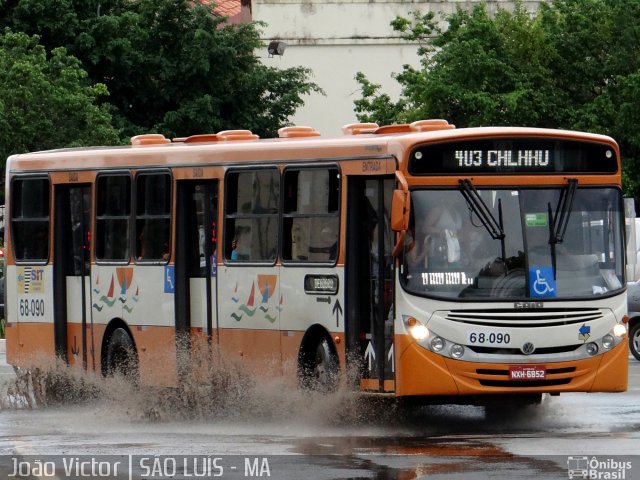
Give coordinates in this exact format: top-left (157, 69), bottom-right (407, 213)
top-left (4, 120), bottom-right (629, 403)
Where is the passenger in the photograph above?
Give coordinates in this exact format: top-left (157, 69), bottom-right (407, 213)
top-left (230, 237), bottom-right (238, 260)
top-left (229, 225), bottom-right (251, 260)
top-left (422, 200), bottom-right (462, 269)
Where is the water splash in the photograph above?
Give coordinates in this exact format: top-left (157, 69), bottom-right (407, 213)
top-left (0, 349), bottom-right (396, 430)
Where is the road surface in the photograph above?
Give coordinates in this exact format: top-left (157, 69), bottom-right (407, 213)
top-left (0, 345), bottom-right (638, 479)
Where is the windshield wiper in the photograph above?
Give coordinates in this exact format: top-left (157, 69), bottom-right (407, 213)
top-left (459, 179), bottom-right (507, 268)
top-left (547, 178), bottom-right (578, 277)
top-left (549, 178), bottom-right (578, 245)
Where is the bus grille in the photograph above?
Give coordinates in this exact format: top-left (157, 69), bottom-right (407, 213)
top-left (445, 308), bottom-right (603, 328)
top-left (468, 344), bottom-right (582, 355)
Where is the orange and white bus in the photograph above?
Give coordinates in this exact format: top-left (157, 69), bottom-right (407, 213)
top-left (4, 120), bottom-right (629, 403)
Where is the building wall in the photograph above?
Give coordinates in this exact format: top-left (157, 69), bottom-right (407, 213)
top-left (254, 0), bottom-right (543, 136)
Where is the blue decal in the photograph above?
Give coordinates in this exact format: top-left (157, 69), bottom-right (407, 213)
top-left (578, 323), bottom-right (591, 342)
top-left (164, 265), bottom-right (175, 293)
top-left (211, 254), bottom-right (217, 278)
top-left (529, 266), bottom-right (556, 298)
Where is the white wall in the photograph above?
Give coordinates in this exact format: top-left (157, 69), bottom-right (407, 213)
top-left (254, 0), bottom-right (543, 136)
top-left (261, 42), bottom-right (419, 135)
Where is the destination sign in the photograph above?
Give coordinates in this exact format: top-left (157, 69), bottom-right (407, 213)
top-left (455, 149), bottom-right (550, 168)
top-left (409, 137), bottom-right (618, 175)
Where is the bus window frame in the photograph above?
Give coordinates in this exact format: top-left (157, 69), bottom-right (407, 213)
top-left (10, 174), bottom-right (52, 266)
top-left (281, 163), bottom-right (341, 267)
top-left (223, 166), bottom-right (280, 266)
top-left (94, 170), bottom-right (133, 265)
top-left (133, 168), bottom-right (173, 266)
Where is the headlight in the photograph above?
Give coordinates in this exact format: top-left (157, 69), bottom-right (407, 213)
top-left (613, 324), bottom-right (627, 337)
top-left (586, 342), bottom-right (599, 356)
top-left (409, 324), bottom-right (429, 341)
top-left (430, 336), bottom-right (445, 352)
top-left (404, 316), bottom-right (429, 341)
top-left (450, 344), bottom-right (465, 359)
top-left (602, 334), bottom-right (615, 350)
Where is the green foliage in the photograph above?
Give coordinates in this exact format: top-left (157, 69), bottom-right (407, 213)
top-left (0, 0), bottom-right (320, 142)
top-left (354, 0), bottom-right (640, 197)
top-left (0, 29), bottom-right (119, 163)
top-left (353, 73), bottom-right (407, 126)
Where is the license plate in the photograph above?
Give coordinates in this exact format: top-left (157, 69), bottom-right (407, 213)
top-left (509, 365), bottom-right (546, 381)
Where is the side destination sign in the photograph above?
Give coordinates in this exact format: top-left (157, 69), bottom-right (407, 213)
top-left (304, 274), bottom-right (339, 295)
top-left (409, 137), bottom-right (617, 175)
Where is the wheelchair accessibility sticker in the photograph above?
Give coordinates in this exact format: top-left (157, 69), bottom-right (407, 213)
top-left (164, 265), bottom-right (175, 294)
top-left (529, 266), bottom-right (556, 298)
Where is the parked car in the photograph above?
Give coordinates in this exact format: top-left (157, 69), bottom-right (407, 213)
top-left (627, 281), bottom-right (640, 360)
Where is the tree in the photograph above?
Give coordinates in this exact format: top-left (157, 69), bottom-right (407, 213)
top-left (0, 29), bottom-right (118, 165)
top-left (0, 0), bottom-right (320, 139)
top-left (354, 0), bottom-right (640, 197)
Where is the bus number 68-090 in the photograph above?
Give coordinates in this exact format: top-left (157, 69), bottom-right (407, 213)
top-left (19, 298), bottom-right (45, 317)
top-left (468, 332), bottom-right (511, 344)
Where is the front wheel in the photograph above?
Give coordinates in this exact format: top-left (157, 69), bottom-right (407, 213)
top-left (299, 337), bottom-right (339, 392)
top-left (105, 327), bottom-right (139, 382)
top-left (629, 322), bottom-right (640, 361)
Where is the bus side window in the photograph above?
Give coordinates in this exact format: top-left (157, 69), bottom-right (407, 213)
top-left (11, 178), bottom-right (50, 262)
top-left (135, 172), bottom-right (171, 262)
top-left (225, 169), bottom-right (279, 262)
top-left (282, 167), bottom-right (340, 263)
top-left (96, 174), bottom-right (131, 262)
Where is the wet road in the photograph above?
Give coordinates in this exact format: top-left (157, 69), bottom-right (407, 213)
top-left (0, 357), bottom-right (638, 479)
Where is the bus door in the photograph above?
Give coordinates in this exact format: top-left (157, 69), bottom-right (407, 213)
top-left (174, 180), bottom-right (218, 377)
top-left (53, 184), bottom-right (92, 369)
top-left (345, 176), bottom-right (394, 392)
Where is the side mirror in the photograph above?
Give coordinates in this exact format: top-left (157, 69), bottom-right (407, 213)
top-left (391, 189), bottom-right (410, 232)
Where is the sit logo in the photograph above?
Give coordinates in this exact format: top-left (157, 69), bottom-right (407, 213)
top-left (17, 266), bottom-right (45, 294)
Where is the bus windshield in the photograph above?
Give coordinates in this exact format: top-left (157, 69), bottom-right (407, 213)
top-left (401, 187), bottom-right (624, 300)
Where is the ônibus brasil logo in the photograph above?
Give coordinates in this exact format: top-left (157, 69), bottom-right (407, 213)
top-left (567, 456), bottom-right (632, 479)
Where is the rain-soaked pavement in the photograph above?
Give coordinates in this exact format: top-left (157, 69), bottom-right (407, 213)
top-left (0, 354), bottom-right (638, 480)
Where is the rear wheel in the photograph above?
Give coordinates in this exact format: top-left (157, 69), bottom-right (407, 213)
top-left (105, 327), bottom-right (139, 381)
top-left (629, 322), bottom-right (640, 361)
top-left (299, 336), bottom-right (339, 392)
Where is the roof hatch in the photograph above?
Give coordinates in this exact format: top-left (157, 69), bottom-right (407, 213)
top-left (130, 134), bottom-right (171, 146)
top-left (277, 126), bottom-right (321, 138)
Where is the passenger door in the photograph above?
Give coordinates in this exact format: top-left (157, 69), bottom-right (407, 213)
top-left (345, 176), bottom-right (395, 391)
top-left (53, 184), bottom-right (92, 368)
top-left (174, 181), bottom-right (218, 376)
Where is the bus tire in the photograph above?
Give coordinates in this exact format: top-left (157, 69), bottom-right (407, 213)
top-left (105, 327), bottom-right (139, 382)
top-left (629, 321), bottom-right (640, 361)
top-left (299, 336), bottom-right (339, 392)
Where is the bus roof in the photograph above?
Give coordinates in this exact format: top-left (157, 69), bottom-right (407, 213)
top-left (6, 122), bottom-right (619, 174)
